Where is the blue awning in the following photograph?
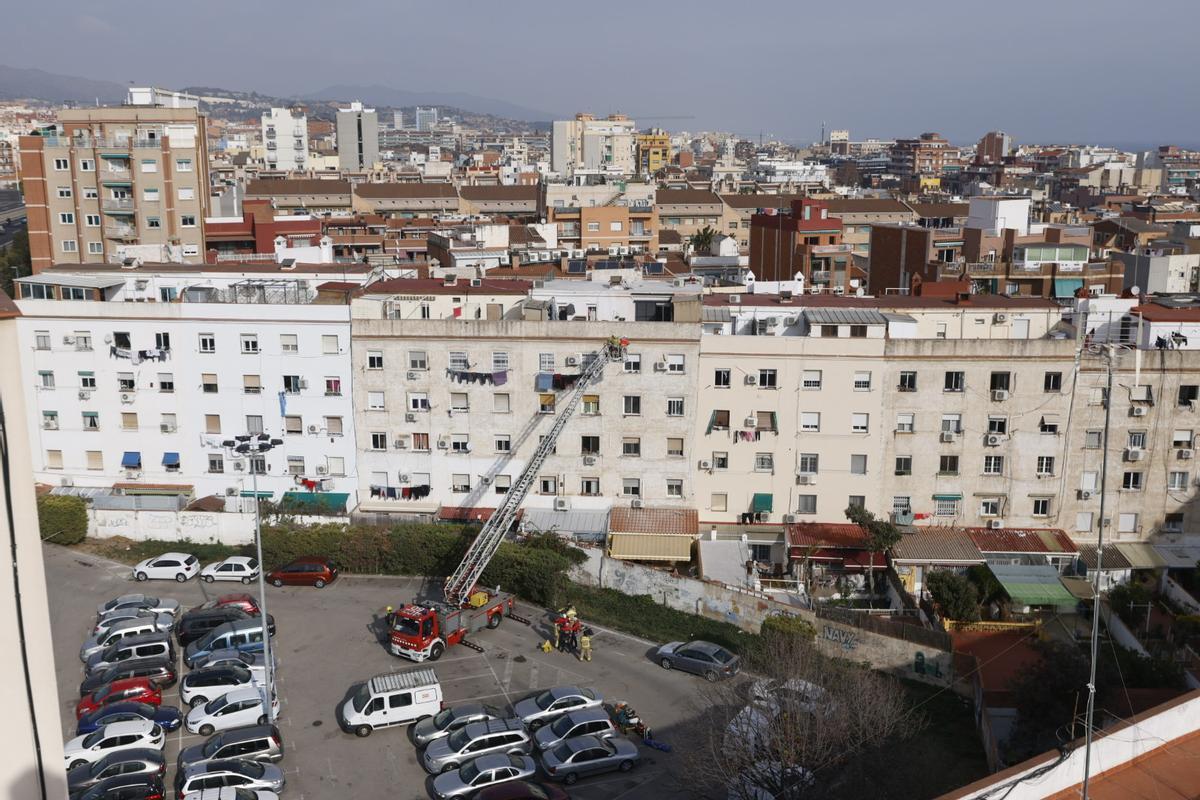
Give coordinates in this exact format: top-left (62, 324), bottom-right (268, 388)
top-left (121, 451), bottom-right (142, 468)
top-left (1054, 278), bottom-right (1084, 298)
top-left (162, 452), bottom-right (180, 466)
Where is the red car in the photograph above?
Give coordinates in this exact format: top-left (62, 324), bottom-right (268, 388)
top-left (266, 556), bottom-right (338, 588)
top-left (188, 593), bottom-right (260, 616)
top-left (75, 677), bottom-right (162, 718)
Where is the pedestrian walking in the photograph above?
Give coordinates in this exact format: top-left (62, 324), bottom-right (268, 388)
top-left (579, 627), bottom-right (593, 662)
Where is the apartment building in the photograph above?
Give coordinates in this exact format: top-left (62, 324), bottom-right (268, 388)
top-left (336, 102), bottom-right (379, 171)
top-left (351, 183), bottom-right (460, 217)
top-left (718, 194), bottom-right (803, 252)
top-left (458, 185), bottom-right (539, 217)
top-left (261, 107), bottom-right (308, 171)
top-left (548, 204), bottom-right (658, 255)
top-left (349, 305), bottom-right (701, 519)
top-left (13, 266), bottom-right (361, 506)
top-left (19, 88), bottom-right (210, 272)
top-left (636, 130), bottom-right (671, 175)
top-left (245, 179), bottom-right (352, 215)
top-left (551, 114), bottom-right (637, 178)
top-left (889, 132), bottom-right (952, 179)
top-left (823, 197), bottom-right (914, 257)
top-left (656, 189), bottom-right (724, 242)
top-left (748, 198), bottom-right (857, 288)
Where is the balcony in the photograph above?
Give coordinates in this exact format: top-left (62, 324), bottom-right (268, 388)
top-left (265, 128), bottom-right (276, 139)
top-left (266, 142), bottom-right (277, 151)
top-left (105, 224), bottom-right (137, 240)
top-left (101, 198), bottom-right (135, 213)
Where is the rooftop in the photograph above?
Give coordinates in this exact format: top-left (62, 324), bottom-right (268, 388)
top-left (459, 185), bottom-right (538, 202)
top-left (890, 528), bottom-right (986, 563)
top-left (245, 179), bottom-right (351, 196)
top-left (655, 189), bottom-right (722, 206)
top-left (354, 182), bottom-right (458, 199)
top-left (359, 277), bottom-right (533, 296)
top-left (608, 507), bottom-right (699, 536)
top-left (786, 522), bottom-right (869, 550)
top-left (965, 527), bottom-right (1077, 555)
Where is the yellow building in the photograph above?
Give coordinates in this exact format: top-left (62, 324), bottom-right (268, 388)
top-left (636, 131), bottom-right (671, 175)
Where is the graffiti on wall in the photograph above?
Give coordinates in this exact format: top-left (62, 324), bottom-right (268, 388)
top-left (822, 625), bottom-right (858, 651)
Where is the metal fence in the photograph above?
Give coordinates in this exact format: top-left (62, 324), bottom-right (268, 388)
top-left (815, 604), bottom-right (953, 651)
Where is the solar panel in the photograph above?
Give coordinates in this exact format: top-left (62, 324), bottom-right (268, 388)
top-left (567, 260), bottom-right (587, 274)
top-left (644, 262), bottom-right (664, 274)
top-left (594, 260), bottom-right (616, 270)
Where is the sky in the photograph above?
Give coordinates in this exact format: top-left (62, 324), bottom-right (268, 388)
top-left (8, 0), bottom-right (1200, 148)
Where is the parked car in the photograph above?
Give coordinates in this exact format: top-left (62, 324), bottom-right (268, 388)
top-left (188, 593), bottom-right (260, 616)
top-left (533, 707), bottom-right (618, 751)
top-left (67, 748), bottom-right (165, 792)
top-left (181, 789), bottom-right (278, 800)
top-left (176, 607), bottom-right (255, 648)
top-left (76, 678), bottom-right (163, 718)
top-left (177, 725), bottom-right (284, 772)
top-left (184, 619), bottom-right (273, 668)
top-left (132, 553), bottom-right (200, 583)
top-left (81, 617), bottom-right (174, 662)
top-left (656, 640), bottom-right (741, 682)
top-left (431, 754), bottom-right (538, 800)
top-left (76, 702), bottom-right (182, 735)
top-left (63, 719), bottom-right (165, 769)
top-left (411, 703), bottom-right (505, 747)
top-left (69, 773), bottom-right (165, 800)
top-left (181, 664), bottom-right (259, 708)
top-left (422, 718), bottom-right (533, 774)
top-left (540, 734), bottom-right (640, 785)
top-left (185, 687), bottom-right (278, 736)
top-left (200, 557), bottom-right (260, 584)
top-left (79, 658), bottom-right (176, 697)
top-left (339, 668), bottom-right (443, 738)
top-left (85, 632), bottom-right (175, 675)
top-left (97, 594), bottom-right (180, 619)
top-left (175, 758), bottom-right (284, 797)
top-left (92, 609), bottom-right (175, 638)
top-left (186, 648), bottom-right (272, 680)
top-left (512, 687), bottom-right (603, 730)
top-left (472, 781), bottom-right (570, 800)
top-left (265, 556), bottom-right (338, 588)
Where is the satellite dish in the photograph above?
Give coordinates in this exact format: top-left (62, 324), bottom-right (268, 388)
top-left (1130, 286), bottom-right (1141, 296)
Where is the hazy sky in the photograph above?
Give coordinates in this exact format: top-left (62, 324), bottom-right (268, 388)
top-left (9, 0), bottom-right (1200, 146)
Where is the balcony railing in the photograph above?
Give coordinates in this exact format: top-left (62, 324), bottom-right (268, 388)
top-left (104, 224), bottom-right (137, 240)
top-left (101, 198), bottom-right (135, 212)
top-left (41, 136), bottom-right (163, 149)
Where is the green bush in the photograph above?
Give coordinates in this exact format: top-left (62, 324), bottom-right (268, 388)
top-left (562, 584), bottom-right (753, 653)
top-left (926, 571), bottom-right (981, 622)
top-left (1109, 582), bottom-right (1154, 628)
top-left (37, 495), bottom-right (88, 545)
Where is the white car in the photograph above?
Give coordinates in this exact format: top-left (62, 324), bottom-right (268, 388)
top-left (133, 552), bottom-right (200, 582)
top-left (200, 557), bottom-right (261, 585)
top-left (63, 719), bottom-right (165, 769)
top-left (91, 608), bottom-right (174, 637)
top-left (185, 686), bottom-right (279, 736)
top-left (186, 789), bottom-right (279, 800)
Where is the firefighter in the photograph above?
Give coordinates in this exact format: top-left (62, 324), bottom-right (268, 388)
top-left (565, 617), bottom-right (582, 654)
top-left (578, 626), bottom-right (593, 662)
top-left (553, 613), bottom-right (567, 651)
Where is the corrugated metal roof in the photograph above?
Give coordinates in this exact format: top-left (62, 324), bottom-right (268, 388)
top-left (801, 307), bottom-right (889, 326)
top-left (521, 508), bottom-right (609, 538)
top-left (1076, 544), bottom-right (1134, 571)
top-left (17, 274), bottom-right (126, 289)
top-left (966, 527), bottom-right (1077, 554)
top-left (1153, 543), bottom-right (1200, 568)
top-left (701, 306), bottom-right (732, 322)
top-left (1115, 542), bottom-right (1170, 569)
top-left (890, 528), bottom-right (985, 564)
top-left (787, 523), bottom-right (869, 549)
top-left (608, 532), bottom-right (693, 562)
top-left (609, 507), bottom-right (698, 536)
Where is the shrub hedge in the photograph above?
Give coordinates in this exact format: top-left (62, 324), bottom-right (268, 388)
top-left (37, 494), bottom-right (88, 545)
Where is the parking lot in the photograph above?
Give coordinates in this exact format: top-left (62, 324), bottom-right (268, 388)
top-left (46, 544), bottom-right (707, 799)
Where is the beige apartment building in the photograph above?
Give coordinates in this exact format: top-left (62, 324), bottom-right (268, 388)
top-left (19, 89), bottom-right (210, 272)
top-left (656, 189), bottom-right (724, 244)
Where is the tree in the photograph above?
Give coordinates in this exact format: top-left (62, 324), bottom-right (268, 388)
top-left (0, 227), bottom-right (31, 298)
top-left (689, 225), bottom-right (717, 255)
top-left (843, 505), bottom-right (902, 592)
top-left (37, 494), bottom-right (88, 545)
top-left (925, 571), bottom-right (980, 622)
top-left (681, 632), bottom-right (917, 799)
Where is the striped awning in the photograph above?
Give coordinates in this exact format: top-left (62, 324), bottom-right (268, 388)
top-left (608, 532), bottom-right (693, 562)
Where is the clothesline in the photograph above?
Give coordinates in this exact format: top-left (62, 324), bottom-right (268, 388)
top-left (446, 369), bottom-right (508, 386)
top-left (369, 484), bottom-right (432, 500)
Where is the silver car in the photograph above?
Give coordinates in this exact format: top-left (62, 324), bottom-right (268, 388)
top-left (512, 686), bottom-right (603, 729)
top-left (187, 648), bottom-right (273, 680)
top-left (176, 758), bottom-right (284, 796)
top-left (541, 734), bottom-right (641, 785)
top-left (96, 594), bottom-right (181, 619)
top-left (410, 703), bottom-right (505, 748)
top-left (92, 609), bottom-right (174, 637)
top-left (422, 718), bottom-right (532, 774)
top-left (66, 748), bottom-right (164, 792)
top-left (431, 754), bottom-right (536, 800)
top-left (533, 707), bottom-right (618, 751)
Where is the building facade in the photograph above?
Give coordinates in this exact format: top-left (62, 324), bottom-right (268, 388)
top-left (551, 114), bottom-right (637, 177)
top-left (336, 102), bottom-right (379, 171)
top-left (261, 107), bottom-right (308, 171)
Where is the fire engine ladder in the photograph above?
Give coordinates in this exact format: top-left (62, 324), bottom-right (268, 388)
top-left (443, 338), bottom-right (628, 607)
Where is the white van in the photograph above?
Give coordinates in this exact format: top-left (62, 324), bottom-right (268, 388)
top-left (339, 668), bottom-right (442, 738)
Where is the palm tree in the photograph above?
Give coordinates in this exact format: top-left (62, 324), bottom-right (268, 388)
top-left (689, 225), bottom-right (717, 255)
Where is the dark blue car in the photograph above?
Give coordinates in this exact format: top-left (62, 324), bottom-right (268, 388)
top-left (76, 702), bottom-right (182, 736)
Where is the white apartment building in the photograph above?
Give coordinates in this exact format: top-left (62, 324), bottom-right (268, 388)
top-left (261, 108), bottom-right (308, 171)
top-left (336, 102), bottom-right (379, 171)
top-left (551, 114), bottom-right (637, 178)
top-left (14, 269), bottom-right (361, 508)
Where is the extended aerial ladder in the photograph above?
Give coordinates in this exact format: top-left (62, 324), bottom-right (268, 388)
top-left (442, 337), bottom-right (629, 606)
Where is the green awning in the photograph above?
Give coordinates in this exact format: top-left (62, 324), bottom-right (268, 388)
top-left (98, 152), bottom-right (131, 159)
top-left (240, 490), bottom-right (273, 499)
top-left (1054, 278), bottom-right (1084, 298)
top-left (751, 493), bottom-right (773, 513)
top-left (932, 493), bottom-right (962, 500)
top-left (101, 180), bottom-right (132, 187)
top-left (989, 564), bottom-right (1077, 609)
top-left (103, 208), bottom-right (135, 215)
top-left (281, 491), bottom-right (349, 513)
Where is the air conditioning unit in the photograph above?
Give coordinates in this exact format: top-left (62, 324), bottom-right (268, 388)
top-left (120, 393), bottom-right (134, 404)
top-left (233, 462), bottom-right (244, 471)
top-left (797, 475), bottom-right (814, 485)
top-left (653, 361), bottom-right (668, 372)
top-left (991, 390), bottom-right (1009, 402)
top-left (744, 375), bottom-right (757, 386)
top-left (308, 425), bottom-right (318, 434)
top-left (755, 512), bottom-right (769, 522)
top-left (554, 497), bottom-right (570, 511)
top-left (299, 379), bottom-right (309, 389)
top-left (160, 424), bottom-right (175, 433)
top-left (698, 459), bottom-right (712, 471)
top-left (1077, 490), bottom-right (1092, 500)
top-left (316, 466), bottom-right (328, 475)
top-left (582, 456), bottom-right (596, 465)
top-left (124, 470), bottom-right (139, 480)
top-left (630, 498), bottom-right (644, 508)
top-left (565, 356), bottom-right (579, 366)
top-left (764, 317), bottom-right (779, 328)
top-left (437, 440), bottom-right (449, 449)
top-left (394, 439), bottom-right (407, 449)
top-left (398, 474), bottom-right (411, 484)
top-left (729, 295), bottom-right (741, 304)
top-left (988, 519), bottom-right (1004, 529)
top-left (407, 371), bottom-right (417, 380)
top-left (985, 434), bottom-right (1002, 447)
top-left (784, 316), bottom-right (799, 326)
top-left (78, 391), bottom-right (91, 400)
top-left (993, 313), bottom-right (1007, 324)
top-left (940, 431), bottom-right (957, 443)
top-left (1126, 447), bottom-right (1145, 461)
top-left (42, 420), bottom-right (58, 430)
top-left (744, 417), bottom-right (759, 429)
top-left (405, 413), bottom-right (416, 423)
top-left (59, 477), bottom-right (73, 487)
top-left (783, 514), bottom-right (798, 524)
top-left (1180, 449), bottom-right (1195, 460)
top-left (62, 335), bottom-right (75, 345)
top-left (225, 487), bottom-right (238, 496)
top-left (1130, 406), bottom-right (1148, 417)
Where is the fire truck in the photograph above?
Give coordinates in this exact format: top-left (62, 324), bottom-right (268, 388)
top-left (388, 337), bottom-right (629, 662)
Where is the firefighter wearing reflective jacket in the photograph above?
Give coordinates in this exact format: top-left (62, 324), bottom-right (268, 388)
top-left (579, 627), bottom-right (593, 661)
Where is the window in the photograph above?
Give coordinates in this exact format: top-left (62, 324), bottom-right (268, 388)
top-left (1044, 372), bottom-right (1062, 392)
top-left (82, 213), bottom-right (101, 228)
top-left (800, 412), bottom-right (820, 432)
top-left (146, 217), bottom-right (160, 229)
top-left (1118, 513), bottom-right (1139, 533)
top-left (449, 351), bottom-right (469, 371)
top-left (1179, 386), bottom-right (1199, 407)
top-left (449, 392), bottom-right (468, 412)
top-left (452, 474), bottom-right (471, 493)
top-left (1040, 416), bottom-right (1060, 435)
top-left (1163, 513), bottom-right (1184, 533)
top-left (141, 187), bottom-right (159, 202)
top-left (61, 239), bottom-right (77, 253)
top-left (983, 455), bottom-right (1004, 475)
top-left (539, 353), bottom-right (555, 372)
top-left (667, 354), bottom-right (685, 374)
top-left (758, 369), bottom-right (778, 388)
top-left (491, 351), bottom-right (509, 372)
top-left (205, 414), bottom-right (221, 434)
top-left (820, 325), bottom-right (838, 338)
top-left (240, 334), bottom-right (258, 354)
top-left (660, 479), bottom-right (681, 498)
top-left (370, 432), bottom-right (387, 451)
top-left (79, 371), bottom-right (96, 389)
top-left (242, 375), bottom-right (262, 394)
top-left (450, 434), bottom-right (470, 453)
top-left (1173, 429), bottom-right (1194, 448)
top-left (407, 432), bottom-right (427, 451)
top-left (249, 456), bottom-right (266, 475)
top-left (409, 351), bottom-right (428, 370)
top-left (1169, 471), bottom-right (1189, 491)
top-left (408, 393), bottom-right (429, 411)
top-left (711, 493), bottom-right (728, 512)
top-left (587, 221), bottom-right (600, 232)
top-left (1036, 456), bottom-right (1055, 476)
top-left (117, 373), bottom-right (135, 391)
top-left (1029, 498), bottom-right (1050, 516)
top-left (895, 456), bottom-right (912, 476)
top-left (938, 455), bottom-right (959, 475)
top-left (622, 437), bottom-right (641, 457)
top-left (179, 187), bottom-right (195, 201)
top-left (898, 371), bottom-right (917, 392)
top-left (53, 158), bottom-right (69, 171)
top-left (893, 496), bottom-right (912, 515)
top-left (796, 495), bottom-right (817, 514)
top-left (38, 370), bottom-right (54, 388)
top-left (287, 456), bottom-right (306, 476)
top-left (316, 334), bottom-right (337, 354)
top-left (622, 478), bottom-right (641, 497)
top-left (489, 474), bottom-right (510, 495)
top-left (56, 186), bottom-right (72, 199)
top-left (79, 158), bottom-right (94, 171)
top-left (538, 476), bottom-right (558, 495)
top-left (623, 395), bottom-right (641, 416)
top-left (989, 372), bottom-right (1011, 392)
top-left (712, 451), bottom-right (728, 470)
top-left (1127, 431), bottom-right (1147, 449)
top-left (1076, 512), bottom-right (1094, 532)
top-left (667, 397), bottom-right (684, 416)
top-left (202, 373), bottom-right (218, 393)
top-left (934, 498), bottom-right (960, 517)
top-left (710, 409), bottom-right (730, 430)
top-left (488, 433), bottom-right (510, 453)
top-left (45, 450), bottom-right (63, 470)
top-left (579, 435), bottom-right (600, 456)
top-left (582, 394), bottom-right (599, 415)
top-left (853, 371), bottom-right (872, 391)
top-left (538, 393), bottom-right (556, 414)
top-left (86, 242), bottom-right (103, 255)
top-left (985, 416), bottom-right (1007, 435)
top-left (245, 415), bottom-right (264, 434)
top-left (851, 413), bottom-right (869, 433)
top-left (324, 416), bottom-right (343, 437)
top-left (58, 212), bottom-right (76, 225)
top-left (802, 370), bottom-right (822, 390)
top-left (798, 453), bottom-right (820, 474)
top-left (487, 392), bottom-right (509, 414)
top-left (849, 325), bottom-right (868, 338)
top-left (944, 371), bottom-right (964, 392)
top-left (754, 453), bottom-right (774, 472)
top-left (175, 158), bottom-right (193, 172)
top-left (324, 377), bottom-right (342, 396)
top-left (82, 412), bottom-right (99, 431)
top-left (850, 454), bottom-right (867, 475)
top-left (155, 373), bottom-right (174, 394)
top-left (282, 375), bottom-right (302, 394)
top-left (666, 437), bottom-right (684, 457)
top-left (980, 498), bottom-right (1001, 517)
top-left (83, 186), bottom-right (97, 199)
top-left (1085, 430), bottom-right (1102, 449)
top-left (199, 333), bottom-right (215, 353)
top-left (366, 391), bottom-right (385, 411)
top-left (714, 369), bottom-right (731, 388)
top-left (121, 412), bottom-right (138, 431)
top-left (941, 414), bottom-right (962, 433)
top-left (1122, 471), bottom-right (1143, 491)
top-left (623, 354), bottom-right (641, 373)
top-left (848, 495), bottom-right (866, 509)
top-left (41, 411), bottom-right (58, 430)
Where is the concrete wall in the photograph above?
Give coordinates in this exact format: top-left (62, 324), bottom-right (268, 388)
top-left (1163, 575), bottom-right (1200, 614)
top-left (1100, 601), bottom-right (1150, 656)
top-left (87, 508), bottom-right (347, 546)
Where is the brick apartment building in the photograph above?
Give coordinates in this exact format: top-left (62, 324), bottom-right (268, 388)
top-left (749, 198), bottom-right (860, 290)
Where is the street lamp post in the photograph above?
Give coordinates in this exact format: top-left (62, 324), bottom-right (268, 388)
top-left (220, 433), bottom-right (283, 723)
